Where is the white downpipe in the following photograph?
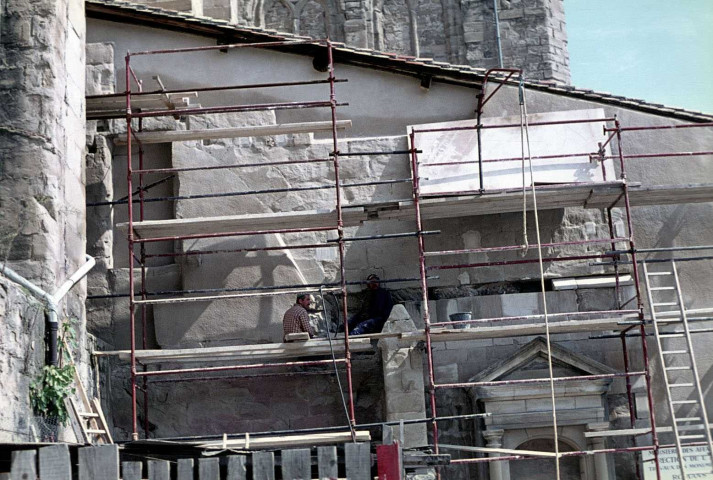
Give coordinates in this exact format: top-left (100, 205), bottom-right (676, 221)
top-left (52, 255), bottom-right (96, 304)
top-left (0, 254), bottom-right (96, 365)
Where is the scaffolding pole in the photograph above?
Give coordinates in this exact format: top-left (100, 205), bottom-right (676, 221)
top-left (123, 40), bottom-right (357, 440)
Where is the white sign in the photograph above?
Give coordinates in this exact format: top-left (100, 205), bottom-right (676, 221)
top-left (642, 446), bottom-right (713, 479)
top-left (409, 109), bottom-right (615, 195)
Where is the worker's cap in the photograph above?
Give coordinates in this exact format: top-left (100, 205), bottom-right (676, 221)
top-left (366, 274), bottom-right (380, 284)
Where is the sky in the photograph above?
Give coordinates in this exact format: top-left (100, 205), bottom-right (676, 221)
top-left (565, 0), bottom-right (713, 113)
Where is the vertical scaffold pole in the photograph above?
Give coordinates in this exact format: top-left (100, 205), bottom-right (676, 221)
top-left (409, 129), bottom-right (439, 453)
top-left (615, 118), bottom-right (660, 479)
top-left (476, 91), bottom-right (485, 192)
top-left (326, 41), bottom-right (356, 426)
top-left (606, 207), bottom-right (622, 308)
top-left (621, 328), bottom-right (643, 480)
top-left (125, 53), bottom-right (139, 441)
top-left (137, 111), bottom-right (150, 438)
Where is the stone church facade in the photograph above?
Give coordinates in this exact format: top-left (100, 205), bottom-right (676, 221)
top-left (134, 0), bottom-right (570, 83)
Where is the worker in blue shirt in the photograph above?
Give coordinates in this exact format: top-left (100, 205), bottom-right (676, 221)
top-left (347, 274), bottom-right (394, 335)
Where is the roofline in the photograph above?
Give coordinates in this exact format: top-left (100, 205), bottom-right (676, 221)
top-left (86, 1), bottom-right (713, 123)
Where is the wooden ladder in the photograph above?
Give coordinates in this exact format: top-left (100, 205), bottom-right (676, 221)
top-left (63, 341), bottom-right (113, 445)
top-left (643, 260), bottom-right (713, 477)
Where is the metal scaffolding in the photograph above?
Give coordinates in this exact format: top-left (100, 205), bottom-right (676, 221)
top-left (408, 68), bottom-right (713, 479)
top-left (105, 40), bottom-right (713, 478)
top-left (121, 40), bottom-right (364, 441)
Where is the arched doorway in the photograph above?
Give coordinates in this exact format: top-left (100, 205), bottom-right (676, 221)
top-left (509, 439), bottom-right (582, 480)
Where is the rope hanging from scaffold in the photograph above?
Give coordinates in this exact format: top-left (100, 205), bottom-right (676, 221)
top-left (519, 77), bottom-right (530, 255)
top-left (519, 78), bottom-right (562, 480)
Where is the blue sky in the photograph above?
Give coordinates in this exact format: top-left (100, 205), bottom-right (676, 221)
top-left (565, 0), bottom-right (713, 113)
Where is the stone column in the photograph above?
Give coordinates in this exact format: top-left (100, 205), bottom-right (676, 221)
top-left (191, 0), bottom-right (204, 17)
top-left (482, 429), bottom-right (506, 480)
top-left (377, 305), bottom-right (427, 448)
top-left (230, 0), bottom-right (240, 23)
top-left (86, 43), bottom-right (116, 344)
top-left (343, 0), bottom-right (371, 48)
top-left (586, 423), bottom-right (610, 480)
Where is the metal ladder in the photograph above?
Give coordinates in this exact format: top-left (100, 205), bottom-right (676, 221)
top-left (643, 260), bottom-right (713, 477)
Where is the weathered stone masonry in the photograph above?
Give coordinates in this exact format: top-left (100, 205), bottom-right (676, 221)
top-left (0, 0), bottom-right (91, 441)
top-left (133, 0), bottom-right (570, 83)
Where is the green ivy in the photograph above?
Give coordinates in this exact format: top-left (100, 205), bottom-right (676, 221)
top-left (29, 365), bottom-right (76, 424)
top-left (29, 318), bottom-right (78, 424)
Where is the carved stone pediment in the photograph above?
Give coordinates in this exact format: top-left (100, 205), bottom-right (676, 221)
top-left (470, 336), bottom-right (615, 384)
top-left (468, 337), bottom-right (615, 429)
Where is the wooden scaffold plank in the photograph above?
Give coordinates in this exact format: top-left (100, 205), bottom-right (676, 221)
top-left (370, 182), bottom-right (713, 220)
top-left (98, 337), bottom-right (373, 365)
top-left (148, 459), bottom-right (171, 480)
top-left (226, 455), bottom-right (247, 480)
top-left (317, 446), bottom-right (338, 480)
top-left (122, 461), bottom-right (143, 480)
top-left (199, 458), bottom-right (220, 479)
top-left (39, 444), bottom-right (72, 480)
top-left (10, 450), bottom-right (36, 480)
top-left (112, 120), bottom-right (352, 145)
top-left (199, 431), bottom-right (371, 450)
top-left (345, 442), bottom-right (371, 480)
top-left (117, 207), bottom-right (367, 239)
top-left (177, 458), bottom-right (194, 480)
top-left (87, 91), bottom-right (198, 111)
top-left (281, 448), bottom-right (311, 480)
top-left (252, 451), bottom-right (275, 480)
top-left (78, 445), bottom-right (119, 480)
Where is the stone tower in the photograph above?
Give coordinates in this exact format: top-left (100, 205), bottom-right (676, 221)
top-left (0, 0), bottom-right (88, 440)
top-left (133, 0), bottom-right (570, 83)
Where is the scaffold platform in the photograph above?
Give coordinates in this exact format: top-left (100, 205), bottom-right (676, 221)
top-left (117, 182), bottom-right (713, 239)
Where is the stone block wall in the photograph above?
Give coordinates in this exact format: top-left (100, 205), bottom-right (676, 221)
top-left (86, 43), bottom-right (116, 344)
top-left (0, 278), bottom-right (46, 441)
top-left (461, 0), bottom-right (569, 83)
top-left (0, 0), bottom-right (86, 286)
top-left (94, 104), bottom-right (617, 350)
top-left (103, 346), bottom-right (384, 440)
top-left (0, 0), bottom-right (90, 441)
top-left (133, 0), bottom-right (570, 83)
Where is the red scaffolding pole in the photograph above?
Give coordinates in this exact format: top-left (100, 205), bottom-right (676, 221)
top-left (123, 40), bottom-right (356, 439)
top-left (114, 37), bottom-right (713, 477)
top-left (403, 68), bottom-right (708, 479)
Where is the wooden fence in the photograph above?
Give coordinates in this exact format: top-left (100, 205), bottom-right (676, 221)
top-left (1, 442), bottom-right (373, 480)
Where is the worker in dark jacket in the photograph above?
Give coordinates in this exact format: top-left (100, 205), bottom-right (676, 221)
top-left (347, 274), bottom-right (394, 335)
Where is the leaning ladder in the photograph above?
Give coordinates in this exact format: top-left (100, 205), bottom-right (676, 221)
top-left (63, 339), bottom-right (113, 445)
top-left (643, 260), bottom-right (713, 476)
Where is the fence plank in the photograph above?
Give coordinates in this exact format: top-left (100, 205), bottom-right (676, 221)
top-left (199, 458), bottom-right (220, 479)
top-left (281, 448), bottom-right (311, 480)
top-left (317, 446), bottom-right (338, 480)
top-left (78, 445), bottom-right (119, 480)
top-left (177, 458), bottom-right (194, 480)
top-left (345, 442), bottom-right (371, 480)
top-left (252, 451), bottom-right (275, 480)
top-left (122, 461), bottom-right (142, 480)
top-left (148, 459), bottom-right (171, 480)
top-left (226, 455), bottom-right (247, 480)
top-left (10, 450), bottom-right (36, 480)
top-left (39, 444), bottom-right (71, 480)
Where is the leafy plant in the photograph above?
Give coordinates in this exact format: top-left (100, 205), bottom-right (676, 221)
top-left (29, 318), bottom-right (78, 424)
top-left (29, 364), bottom-right (76, 424)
